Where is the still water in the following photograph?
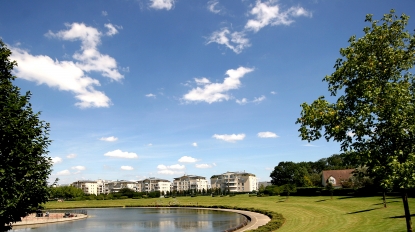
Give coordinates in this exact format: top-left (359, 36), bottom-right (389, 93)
top-left (12, 208), bottom-right (247, 232)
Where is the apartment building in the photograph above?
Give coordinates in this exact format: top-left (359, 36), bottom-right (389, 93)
top-left (172, 175), bottom-right (209, 193)
top-left (71, 180), bottom-right (100, 195)
top-left (107, 180), bottom-right (138, 193)
top-left (137, 177), bottom-right (171, 193)
top-left (210, 171), bottom-right (258, 193)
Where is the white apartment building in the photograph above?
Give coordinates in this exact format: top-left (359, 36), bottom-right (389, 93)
top-left (210, 171), bottom-right (258, 193)
top-left (71, 180), bottom-right (100, 195)
top-left (172, 175), bottom-right (209, 193)
top-left (137, 177), bottom-right (170, 193)
top-left (107, 180), bottom-right (138, 193)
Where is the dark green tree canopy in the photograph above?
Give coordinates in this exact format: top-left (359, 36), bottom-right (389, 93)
top-left (296, 10), bottom-right (415, 231)
top-left (0, 40), bottom-right (52, 230)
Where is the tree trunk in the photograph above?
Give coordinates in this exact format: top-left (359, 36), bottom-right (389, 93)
top-left (402, 190), bottom-right (412, 232)
top-left (383, 191), bottom-right (387, 208)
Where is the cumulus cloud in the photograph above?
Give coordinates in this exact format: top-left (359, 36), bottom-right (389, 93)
top-left (100, 136), bottom-right (118, 142)
top-left (178, 156), bottom-right (198, 163)
top-left (236, 98), bottom-right (248, 105)
top-left (146, 93), bottom-right (156, 98)
top-left (149, 0), bottom-right (174, 10)
top-left (66, 153), bottom-right (77, 159)
top-left (207, 0), bottom-right (221, 14)
top-left (303, 143), bottom-right (318, 147)
top-left (271, 91), bottom-right (277, 95)
top-left (104, 149), bottom-right (138, 158)
top-left (71, 166), bottom-right (86, 171)
top-left (102, 11), bottom-right (108, 16)
top-left (183, 67), bottom-right (253, 104)
top-left (257, 131), bottom-right (279, 138)
top-left (104, 23), bottom-right (120, 36)
top-left (245, 1), bottom-right (311, 32)
top-left (57, 170), bottom-right (71, 176)
top-left (10, 23), bottom-right (124, 108)
top-left (253, 95), bottom-right (266, 103)
top-left (236, 95), bottom-right (265, 105)
top-left (196, 164), bottom-right (212, 169)
top-left (46, 23), bottom-right (123, 81)
top-left (157, 164), bottom-right (185, 175)
top-left (213, 133), bottom-right (245, 142)
top-left (51, 157), bottom-right (63, 164)
top-left (207, 1), bottom-right (310, 53)
top-left (207, 28), bottom-right (250, 54)
top-left (121, 166), bottom-right (134, 171)
top-left (192, 142), bottom-right (198, 147)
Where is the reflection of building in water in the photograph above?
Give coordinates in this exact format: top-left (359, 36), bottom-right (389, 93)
top-left (210, 171), bottom-right (258, 193)
top-left (172, 174), bottom-right (210, 193)
top-left (138, 220), bottom-right (175, 229)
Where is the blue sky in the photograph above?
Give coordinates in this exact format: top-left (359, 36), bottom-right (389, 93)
top-left (1, 0), bottom-right (414, 185)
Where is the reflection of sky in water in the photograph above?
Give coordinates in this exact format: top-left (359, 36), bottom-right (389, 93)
top-left (12, 208), bottom-right (246, 232)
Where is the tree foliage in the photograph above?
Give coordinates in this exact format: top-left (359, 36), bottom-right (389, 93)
top-left (0, 40), bottom-right (52, 230)
top-left (296, 10), bottom-right (415, 231)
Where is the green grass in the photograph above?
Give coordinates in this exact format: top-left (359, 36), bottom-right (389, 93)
top-left (44, 195), bottom-right (415, 231)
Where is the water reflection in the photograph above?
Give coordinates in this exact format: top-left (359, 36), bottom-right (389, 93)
top-left (12, 208), bottom-right (246, 232)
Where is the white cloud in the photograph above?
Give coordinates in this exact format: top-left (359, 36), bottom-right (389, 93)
top-left (258, 131), bottom-right (279, 138)
top-left (104, 149), bottom-right (138, 159)
top-left (100, 136), bottom-right (118, 142)
top-left (183, 67), bottom-right (254, 104)
top-left (10, 47), bottom-right (111, 108)
top-left (207, 28), bottom-right (250, 54)
top-left (245, 1), bottom-right (311, 33)
top-left (207, 0), bottom-right (220, 14)
top-left (121, 166), bottom-right (134, 171)
top-left (10, 22), bottom-right (124, 108)
top-left (253, 95), bottom-right (266, 103)
top-left (213, 133), bottom-right (245, 142)
top-left (212, 163), bottom-right (217, 166)
top-left (66, 153), bottom-right (77, 159)
top-left (147, 143), bottom-right (153, 146)
top-left (149, 0), bottom-right (174, 10)
top-left (192, 142), bottom-right (198, 147)
top-left (51, 157), bottom-right (63, 164)
top-left (178, 156), bottom-right (198, 163)
top-left (47, 23), bottom-right (123, 81)
top-left (104, 23), bottom-right (119, 36)
top-left (102, 11), bottom-right (108, 16)
top-left (196, 164), bottom-right (212, 169)
top-left (71, 166), bottom-right (86, 171)
top-left (195, 77), bottom-right (211, 85)
top-left (57, 170), bottom-right (71, 176)
top-left (146, 93), bottom-right (156, 98)
top-left (157, 164), bottom-right (185, 175)
top-left (271, 91), bottom-right (276, 95)
top-left (236, 98), bottom-right (248, 105)
top-left (303, 143), bottom-right (318, 147)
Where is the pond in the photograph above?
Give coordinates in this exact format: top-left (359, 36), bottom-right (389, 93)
top-left (12, 208), bottom-right (248, 232)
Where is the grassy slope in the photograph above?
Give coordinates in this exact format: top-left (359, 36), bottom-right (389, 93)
top-left (45, 195), bottom-right (415, 232)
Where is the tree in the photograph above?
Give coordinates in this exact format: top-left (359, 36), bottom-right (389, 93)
top-left (270, 161), bottom-right (308, 186)
top-left (296, 10), bottom-right (415, 232)
top-left (0, 40), bottom-right (52, 230)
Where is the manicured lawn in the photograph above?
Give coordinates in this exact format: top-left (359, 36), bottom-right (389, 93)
top-left (44, 195), bottom-right (415, 231)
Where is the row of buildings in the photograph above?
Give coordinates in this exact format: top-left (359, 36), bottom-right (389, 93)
top-left (70, 171), bottom-right (258, 195)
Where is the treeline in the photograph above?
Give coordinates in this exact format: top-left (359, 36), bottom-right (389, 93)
top-left (269, 154), bottom-right (357, 187)
top-left (48, 186), bottom-right (216, 201)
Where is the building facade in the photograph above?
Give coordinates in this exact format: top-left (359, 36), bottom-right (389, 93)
top-left (137, 177), bottom-right (171, 193)
top-left (172, 175), bottom-right (209, 193)
top-left (210, 171), bottom-right (258, 193)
